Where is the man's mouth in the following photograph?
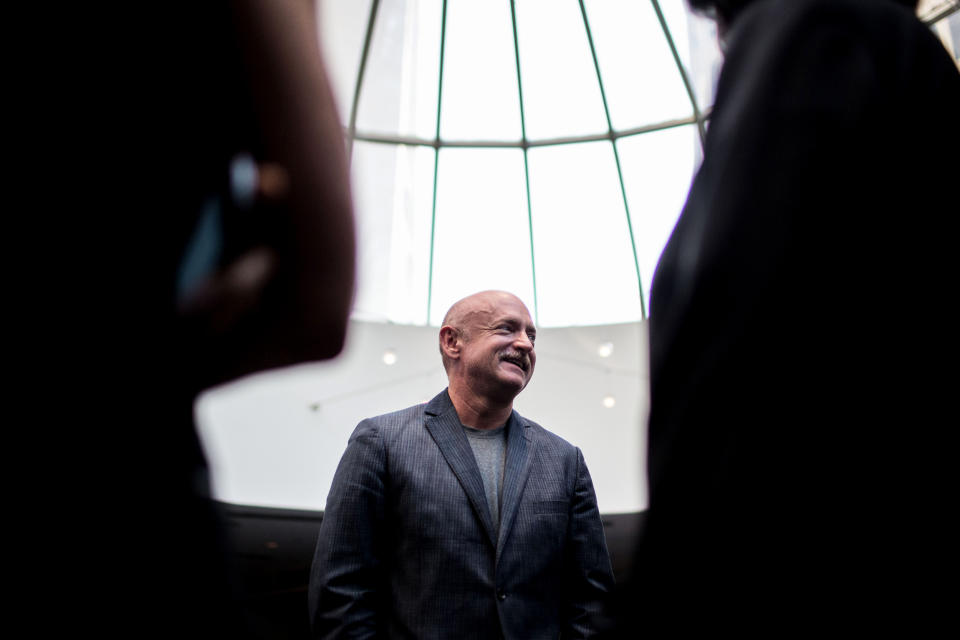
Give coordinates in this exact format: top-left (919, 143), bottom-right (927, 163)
top-left (500, 353), bottom-right (528, 373)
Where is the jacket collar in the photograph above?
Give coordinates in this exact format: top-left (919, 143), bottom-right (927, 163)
top-left (424, 389), bottom-right (533, 557)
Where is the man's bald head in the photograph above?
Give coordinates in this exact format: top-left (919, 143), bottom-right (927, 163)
top-left (439, 291), bottom-right (532, 373)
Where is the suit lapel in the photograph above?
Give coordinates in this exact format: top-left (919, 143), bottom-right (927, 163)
top-left (496, 411), bottom-right (533, 562)
top-left (423, 390), bottom-right (498, 548)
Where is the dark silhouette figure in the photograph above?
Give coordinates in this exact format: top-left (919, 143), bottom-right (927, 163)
top-left (52, 1), bottom-right (356, 637)
top-left (623, 0), bottom-right (959, 634)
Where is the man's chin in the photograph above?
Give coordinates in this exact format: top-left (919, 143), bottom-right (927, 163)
top-left (496, 372), bottom-right (529, 395)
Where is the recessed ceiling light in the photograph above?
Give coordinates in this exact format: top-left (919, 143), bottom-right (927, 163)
top-left (602, 395), bottom-right (616, 409)
top-left (383, 349), bottom-right (397, 365)
top-left (597, 342), bottom-right (614, 358)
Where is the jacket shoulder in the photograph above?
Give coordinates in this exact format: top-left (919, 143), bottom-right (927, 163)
top-left (352, 402), bottom-right (426, 440)
top-left (516, 413), bottom-right (580, 457)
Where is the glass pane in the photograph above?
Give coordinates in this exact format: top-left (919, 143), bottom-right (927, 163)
top-left (515, 0), bottom-right (609, 140)
top-left (659, 1), bottom-right (723, 113)
top-left (440, 0), bottom-right (522, 141)
top-left (528, 141), bottom-right (643, 326)
top-left (356, 0), bottom-right (443, 138)
top-left (318, 0), bottom-right (374, 121)
top-left (352, 141), bottom-right (436, 324)
top-left (583, 0), bottom-right (693, 129)
top-left (617, 125), bottom-right (698, 303)
top-left (429, 148), bottom-right (534, 324)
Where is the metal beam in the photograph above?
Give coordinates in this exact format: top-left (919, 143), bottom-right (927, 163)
top-left (510, 0), bottom-right (539, 324)
top-left (921, 0), bottom-right (959, 25)
top-left (347, 0), bottom-right (381, 162)
top-left (579, 0), bottom-right (647, 318)
top-left (348, 113), bottom-right (705, 149)
top-left (426, 0), bottom-right (449, 324)
top-left (650, 0), bottom-right (707, 149)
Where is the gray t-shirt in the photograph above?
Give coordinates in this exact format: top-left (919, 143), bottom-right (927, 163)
top-left (463, 423), bottom-right (508, 533)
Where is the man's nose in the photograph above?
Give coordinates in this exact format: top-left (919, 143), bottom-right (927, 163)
top-left (514, 333), bottom-right (534, 351)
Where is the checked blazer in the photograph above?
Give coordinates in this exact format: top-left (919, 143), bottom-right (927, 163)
top-left (308, 389), bottom-right (614, 639)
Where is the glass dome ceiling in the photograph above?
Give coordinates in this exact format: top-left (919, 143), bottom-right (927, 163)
top-left (318, 0), bottom-right (724, 327)
top-left (319, 0), bottom-right (958, 328)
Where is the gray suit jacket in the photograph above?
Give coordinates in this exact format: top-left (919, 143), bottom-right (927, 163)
top-left (309, 389), bottom-right (614, 639)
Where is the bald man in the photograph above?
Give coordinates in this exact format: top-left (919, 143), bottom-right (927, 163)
top-left (309, 291), bottom-right (614, 639)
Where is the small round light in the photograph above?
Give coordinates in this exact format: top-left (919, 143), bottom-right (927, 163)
top-left (602, 395), bottom-right (616, 409)
top-left (597, 342), bottom-right (614, 358)
top-left (382, 349), bottom-right (397, 365)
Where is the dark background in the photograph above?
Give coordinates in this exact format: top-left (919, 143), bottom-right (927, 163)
top-left (223, 502), bottom-right (645, 639)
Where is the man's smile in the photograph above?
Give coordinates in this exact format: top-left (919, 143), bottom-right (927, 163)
top-left (500, 352), bottom-right (530, 373)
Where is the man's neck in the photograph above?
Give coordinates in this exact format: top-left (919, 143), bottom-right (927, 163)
top-left (447, 384), bottom-right (513, 430)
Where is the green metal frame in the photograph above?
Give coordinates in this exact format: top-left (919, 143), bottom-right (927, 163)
top-left (342, 0), bottom-right (955, 326)
top-left (426, 0), bottom-right (450, 325)
top-left (346, 0), bottom-right (381, 162)
top-left (921, 0), bottom-right (959, 25)
top-left (578, 0), bottom-right (647, 319)
top-left (650, 0), bottom-right (707, 148)
top-left (509, 0), bottom-right (539, 325)
top-left (346, 0), bottom-right (715, 325)
top-left (347, 115), bottom-right (701, 150)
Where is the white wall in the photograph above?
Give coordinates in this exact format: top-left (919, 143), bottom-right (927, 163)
top-left (195, 319), bottom-right (649, 514)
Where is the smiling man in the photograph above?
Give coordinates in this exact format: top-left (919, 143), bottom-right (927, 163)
top-left (309, 290), bottom-right (614, 639)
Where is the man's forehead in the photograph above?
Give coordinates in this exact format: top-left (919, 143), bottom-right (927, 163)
top-left (461, 292), bottom-right (533, 327)
top-left (476, 298), bottom-right (533, 327)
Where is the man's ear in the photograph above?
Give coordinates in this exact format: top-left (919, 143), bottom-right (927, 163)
top-left (439, 326), bottom-right (461, 360)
